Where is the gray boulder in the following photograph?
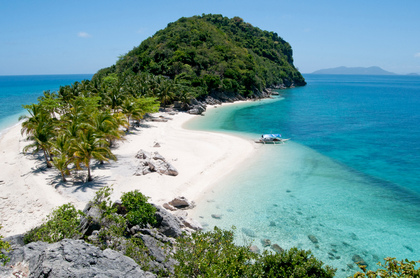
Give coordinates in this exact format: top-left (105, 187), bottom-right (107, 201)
top-left (153, 205), bottom-right (183, 238)
top-left (79, 201), bottom-right (103, 237)
top-left (168, 196), bottom-right (195, 209)
top-left (0, 239), bottom-right (156, 278)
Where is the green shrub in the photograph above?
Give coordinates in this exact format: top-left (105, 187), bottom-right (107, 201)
top-left (353, 257), bottom-right (420, 277)
top-left (172, 227), bottom-right (336, 278)
top-left (92, 185), bottom-right (117, 216)
top-left (23, 203), bottom-right (83, 244)
top-left (258, 247), bottom-right (336, 278)
top-left (0, 225), bottom-right (11, 266)
top-left (121, 190), bottom-right (157, 227)
top-left (172, 226), bottom-right (260, 277)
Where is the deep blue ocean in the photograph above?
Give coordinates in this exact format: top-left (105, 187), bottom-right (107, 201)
top-left (0, 74), bottom-right (93, 133)
top-left (188, 74), bottom-right (420, 277)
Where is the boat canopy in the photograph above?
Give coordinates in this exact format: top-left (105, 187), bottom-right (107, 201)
top-left (261, 134), bottom-right (282, 139)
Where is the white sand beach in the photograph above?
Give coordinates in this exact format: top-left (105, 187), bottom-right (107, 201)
top-left (0, 106), bottom-right (256, 237)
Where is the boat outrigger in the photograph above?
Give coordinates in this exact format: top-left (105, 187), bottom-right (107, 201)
top-left (255, 134), bottom-right (289, 144)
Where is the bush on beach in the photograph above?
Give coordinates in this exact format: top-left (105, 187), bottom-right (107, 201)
top-left (0, 225), bottom-right (11, 266)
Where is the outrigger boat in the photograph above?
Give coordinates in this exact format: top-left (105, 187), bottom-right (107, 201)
top-left (255, 134), bottom-right (290, 144)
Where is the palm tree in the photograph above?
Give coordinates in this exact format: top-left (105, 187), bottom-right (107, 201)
top-left (22, 121), bottom-right (55, 168)
top-left (121, 98), bottom-right (142, 131)
top-left (71, 128), bottom-right (116, 182)
top-left (51, 133), bottom-right (73, 182)
top-left (20, 104), bottom-right (56, 168)
top-left (89, 110), bottom-right (125, 147)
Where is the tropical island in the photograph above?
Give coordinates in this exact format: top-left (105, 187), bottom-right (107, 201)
top-left (0, 14), bottom-right (417, 277)
top-left (312, 66), bottom-right (396, 75)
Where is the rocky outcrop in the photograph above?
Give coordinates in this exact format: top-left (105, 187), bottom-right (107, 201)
top-left (0, 239), bottom-right (156, 278)
top-left (153, 205), bottom-right (184, 238)
top-left (187, 99), bottom-right (207, 115)
top-left (134, 149), bottom-right (178, 176)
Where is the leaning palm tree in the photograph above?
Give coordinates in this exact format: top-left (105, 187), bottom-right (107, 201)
top-left (71, 128), bottom-right (116, 182)
top-left (22, 121), bottom-right (55, 168)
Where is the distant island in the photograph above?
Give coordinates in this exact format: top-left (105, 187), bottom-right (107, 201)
top-left (312, 66), bottom-right (396, 75)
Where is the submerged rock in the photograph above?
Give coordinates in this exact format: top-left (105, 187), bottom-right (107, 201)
top-left (241, 228), bottom-right (256, 238)
top-left (211, 214), bottom-right (222, 219)
top-left (271, 244), bottom-right (284, 253)
top-left (352, 254), bottom-right (368, 268)
top-left (308, 235), bottom-right (319, 244)
top-left (261, 238), bottom-right (271, 247)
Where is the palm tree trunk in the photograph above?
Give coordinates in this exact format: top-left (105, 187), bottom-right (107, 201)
top-left (87, 164), bottom-right (93, 182)
top-left (60, 171), bottom-right (67, 182)
top-left (43, 148), bottom-right (52, 168)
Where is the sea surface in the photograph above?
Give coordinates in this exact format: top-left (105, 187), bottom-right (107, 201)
top-left (0, 74), bottom-right (93, 133)
top-left (187, 74), bottom-right (420, 277)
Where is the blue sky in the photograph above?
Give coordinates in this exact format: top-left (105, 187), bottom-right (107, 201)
top-left (1, 0), bottom-right (419, 75)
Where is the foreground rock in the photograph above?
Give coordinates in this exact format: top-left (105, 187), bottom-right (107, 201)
top-left (0, 239), bottom-right (156, 278)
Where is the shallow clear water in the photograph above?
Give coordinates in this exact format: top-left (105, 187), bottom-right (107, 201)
top-left (187, 75), bottom-right (420, 277)
top-left (0, 74), bottom-right (93, 133)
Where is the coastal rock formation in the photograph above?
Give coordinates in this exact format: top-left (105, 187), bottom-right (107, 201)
top-left (0, 239), bottom-right (156, 278)
top-left (153, 205), bottom-right (184, 238)
top-left (134, 150), bottom-right (178, 176)
top-left (187, 99), bottom-right (207, 115)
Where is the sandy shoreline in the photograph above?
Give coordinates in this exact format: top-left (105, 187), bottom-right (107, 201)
top-left (0, 104), bottom-right (257, 237)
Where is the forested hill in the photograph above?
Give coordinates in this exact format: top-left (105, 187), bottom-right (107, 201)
top-left (95, 14), bottom-right (305, 98)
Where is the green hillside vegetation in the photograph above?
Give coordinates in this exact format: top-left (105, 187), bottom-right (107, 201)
top-left (95, 14), bottom-right (305, 99)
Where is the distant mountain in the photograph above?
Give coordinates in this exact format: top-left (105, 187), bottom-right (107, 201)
top-left (312, 66), bottom-right (396, 75)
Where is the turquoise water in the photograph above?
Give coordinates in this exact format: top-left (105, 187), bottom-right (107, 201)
top-left (187, 75), bottom-right (420, 277)
top-left (0, 74), bottom-right (93, 133)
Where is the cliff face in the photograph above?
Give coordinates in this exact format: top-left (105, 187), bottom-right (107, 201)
top-left (96, 14), bottom-right (305, 98)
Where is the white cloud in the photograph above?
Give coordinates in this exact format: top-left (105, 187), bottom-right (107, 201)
top-left (78, 32), bottom-right (91, 38)
top-left (415, 52), bottom-right (420, 58)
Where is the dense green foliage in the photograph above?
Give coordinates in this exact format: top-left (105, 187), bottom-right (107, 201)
top-left (121, 190), bottom-right (157, 227)
top-left (0, 225), bottom-right (11, 266)
top-left (172, 226), bottom-right (335, 278)
top-left (99, 14), bottom-right (305, 98)
top-left (353, 257), bottom-right (420, 277)
top-left (23, 203), bottom-right (83, 244)
top-left (258, 248), bottom-right (336, 277)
